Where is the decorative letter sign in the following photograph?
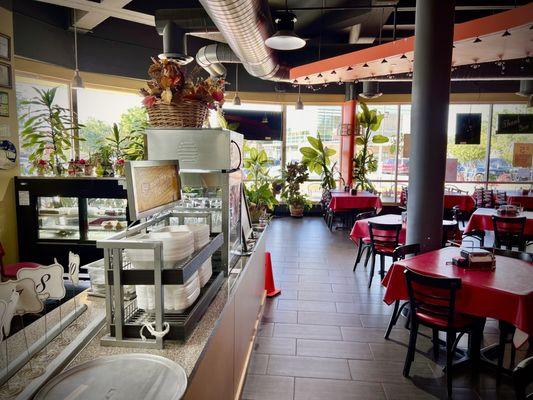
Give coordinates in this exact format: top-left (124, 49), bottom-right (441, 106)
top-left (68, 252), bottom-right (80, 287)
top-left (0, 278), bottom-right (43, 315)
top-left (0, 290), bottom-right (19, 337)
top-left (17, 261), bottom-right (66, 301)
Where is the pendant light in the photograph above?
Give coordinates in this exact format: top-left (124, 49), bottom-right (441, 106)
top-left (265, 0), bottom-right (305, 51)
top-left (261, 112), bottom-right (269, 124)
top-left (72, 9), bottom-right (84, 89)
top-left (233, 65), bottom-right (241, 106)
top-left (295, 84), bottom-right (304, 110)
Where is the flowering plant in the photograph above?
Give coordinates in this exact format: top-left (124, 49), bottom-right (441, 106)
top-left (140, 58), bottom-right (225, 110)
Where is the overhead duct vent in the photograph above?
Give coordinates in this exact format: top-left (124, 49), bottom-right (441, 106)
top-left (359, 81), bottom-right (383, 99)
top-left (516, 80), bottom-right (533, 107)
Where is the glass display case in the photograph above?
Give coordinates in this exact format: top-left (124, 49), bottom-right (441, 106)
top-left (15, 177), bottom-right (129, 267)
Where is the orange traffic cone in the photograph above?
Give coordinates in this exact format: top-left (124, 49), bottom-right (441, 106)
top-left (264, 252), bottom-right (281, 298)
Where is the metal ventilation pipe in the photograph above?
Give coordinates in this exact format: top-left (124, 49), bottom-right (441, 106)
top-left (197, 0), bottom-right (289, 81)
top-left (359, 81), bottom-right (383, 99)
top-left (196, 43), bottom-right (241, 78)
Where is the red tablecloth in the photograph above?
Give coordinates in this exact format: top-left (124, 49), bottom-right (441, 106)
top-left (329, 191), bottom-right (383, 212)
top-left (382, 247), bottom-right (533, 336)
top-left (349, 214), bottom-right (456, 244)
top-left (464, 208), bottom-right (533, 236)
top-left (508, 195), bottom-right (533, 210)
top-left (443, 192), bottom-right (476, 212)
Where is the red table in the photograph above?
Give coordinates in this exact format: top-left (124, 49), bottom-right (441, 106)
top-left (350, 214), bottom-right (457, 245)
top-left (382, 247), bottom-right (533, 337)
top-left (443, 192), bottom-right (475, 212)
top-left (329, 191), bottom-right (382, 212)
top-left (464, 208), bottom-right (533, 236)
top-left (508, 194), bottom-right (533, 210)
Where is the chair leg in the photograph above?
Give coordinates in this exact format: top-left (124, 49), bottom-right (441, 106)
top-left (403, 320), bottom-right (418, 377)
top-left (364, 247), bottom-right (372, 268)
top-left (432, 329), bottom-right (440, 360)
top-left (368, 252), bottom-right (376, 288)
top-left (384, 300), bottom-right (399, 339)
top-left (446, 330), bottom-right (456, 398)
top-left (354, 239), bottom-right (364, 271)
top-left (379, 255), bottom-right (386, 281)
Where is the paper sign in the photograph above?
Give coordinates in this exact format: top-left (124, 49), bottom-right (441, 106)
top-left (18, 190), bottom-right (30, 206)
top-left (68, 252), bottom-right (80, 287)
top-left (17, 261), bottom-right (66, 301)
top-left (402, 134), bottom-right (410, 158)
top-left (0, 278), bottom-right (43, 315)
top-left (1, 291), bottom-right (19, 336)
top-left (513, 143), bottom-right (533, 168)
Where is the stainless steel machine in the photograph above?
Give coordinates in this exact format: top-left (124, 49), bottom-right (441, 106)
top-left (146, 128), bottom-right (244, 273)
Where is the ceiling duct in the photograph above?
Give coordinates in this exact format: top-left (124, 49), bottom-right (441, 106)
top-left (196, 43), bottom-right (241, 78)
top-left (359, 81), bottom-right (382, 99)
top-left (197, 0), bottom-right (289, 81)
top-left (517, 80), bottom-right (533, 107)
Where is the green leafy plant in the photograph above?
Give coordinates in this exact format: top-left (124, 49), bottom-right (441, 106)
top-left (353, 102), bottom-right (389, 192)
top-left (243, 146), bottom-right (278, 220)
top-left (106, 122), bottom-right (146, 161)
top-left (281, 161), bottom-right (311, 210)
top-left (19, 87), bottom-right (82, 175)
top-left (300, 134), bottom-right (338, 191)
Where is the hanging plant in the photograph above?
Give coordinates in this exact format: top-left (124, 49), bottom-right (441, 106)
top-left (352, 102), bottom-right (389, 192)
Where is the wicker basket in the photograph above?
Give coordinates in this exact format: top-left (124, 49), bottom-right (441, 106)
top-left (146, 99), bottom-right (209, 128)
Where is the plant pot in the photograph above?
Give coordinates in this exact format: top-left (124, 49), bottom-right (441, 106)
top-left (248, 205), bottom-right (267, 223)
top-left (289, 204), bottom-right (304, 218)
top-left (146, 100), bottom-right (209, 128)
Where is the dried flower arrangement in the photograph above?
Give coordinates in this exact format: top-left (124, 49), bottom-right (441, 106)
top-left (140, 58), bottom-right (225, 111)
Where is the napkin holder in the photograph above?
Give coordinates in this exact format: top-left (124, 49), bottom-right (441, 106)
top-left (453, 249), bottom-right (495, 270)
top-left (497, 204), bottom-right (519, 216)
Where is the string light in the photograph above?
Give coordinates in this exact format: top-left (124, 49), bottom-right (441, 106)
top-left (502, 30), bottom-right (511, 37)
top-left (363, 63), bottom-right (369, 68)
top-left (331, 70), bottom-right (337, 75)
top-left (473, 37), bottom-right (482, 43)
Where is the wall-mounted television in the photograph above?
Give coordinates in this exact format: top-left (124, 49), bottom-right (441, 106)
top-left (223, 109), bottom-right (282, 141)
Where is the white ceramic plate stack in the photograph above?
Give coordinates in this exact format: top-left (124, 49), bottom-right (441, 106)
top-left (198, 257), bottom-right (213, 287)
top-left (154, 224), bottom-right (210, 251)
top-left (136, 271), bottom-right (201, 312)
top-left (125, 231), bottom-right (195, 270)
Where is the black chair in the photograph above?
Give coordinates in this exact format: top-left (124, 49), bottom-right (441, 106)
top-left (384, 243), bottom-right (421, 339)
top-left (483, 189), bottom-right (495, 208)
top-left (492, 216), bottom-right (527, 251)
top-left (451, 205), bottom-right (485, 247)
top-left (513, 356), bottom-right (533, 400)
top-left (442, 221), bottom-right (461, 247)
top-left (352, 210), bottom-right (377, 271)
top-left (403, 270), bottom-right (485, 398)
top-left (495, 191), bottom-right (508, 207)
top-left (367, 222), bottom-right (402, 288)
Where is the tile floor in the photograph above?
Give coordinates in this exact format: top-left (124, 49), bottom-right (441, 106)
top-left (242, 217), bottom-right (528, 400)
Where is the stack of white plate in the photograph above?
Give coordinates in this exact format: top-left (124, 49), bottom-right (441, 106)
top-left (198, 257), bottom-right (213, 287)
top-left (136, 272), bottom-right (201, 313)
top-left (154, 224), bottom-right (210, 251)
top-left (125, 231), bottom-right (195, 270)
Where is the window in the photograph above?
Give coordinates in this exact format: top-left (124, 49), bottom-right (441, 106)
top-left (16, 74), bottom-right (70, 174)
top-left (76, 88), bottom-right (144, 157)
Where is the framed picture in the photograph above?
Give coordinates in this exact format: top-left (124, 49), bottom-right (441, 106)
top-left (0, 63), bottom-right (12, 89)
top-left (0, 33), bottom-right (10, 61)
top-left (0, 91), bottom-right (8, 117)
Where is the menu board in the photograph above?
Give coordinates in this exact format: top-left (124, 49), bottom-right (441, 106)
top-left (513, 143), bottom-right (533, 168)
top-left (497, 114), bottom-right (533, 134)
top-left (126, 161), bottom-right (181, 220)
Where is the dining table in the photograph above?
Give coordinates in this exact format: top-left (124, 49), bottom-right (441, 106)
top-left (507, 191), bottom-right (533, 210)
top-left (349, 214), bottom-right (457, 244)
top-left (464, 208), bottom-right (533, 236)
top-left (329, 190), bottom-right (382, 213)
top-left (382, 247), bottom-right (533, 352)
top-left (443, 191), bottom-right (476, 212)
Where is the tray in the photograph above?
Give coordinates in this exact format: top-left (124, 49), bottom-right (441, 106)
top-left (34, 354), bottom-right (187, 400)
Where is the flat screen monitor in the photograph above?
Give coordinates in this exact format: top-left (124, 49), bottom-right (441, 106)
top-left (125, 160), bottom-right (181, 221)
top-left (224, 109), bottom-right (282, 141)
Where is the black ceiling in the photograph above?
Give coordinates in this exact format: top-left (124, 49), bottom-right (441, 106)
top-left (9, 0), bottom-right (531, 94)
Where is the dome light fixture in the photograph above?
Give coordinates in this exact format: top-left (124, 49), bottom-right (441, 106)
top-left (331, 70), bottom-right (337, 75)
top-left (502, 30), bottom-right (511, 37)
top-left (400, 54), bottom-right (407, 59)
top-left (381, 59), bottom-right (388, 64)
top-left (317, 73), bottom-right (323, 78)
top-left (265, 10), bottom-right (305, 51)
top-left (347, 66), bottom-right (353, 71)
top-left (295, 84), bottom-right (304, 110)
top-left (473, 37), bottom-right (482, 43)
top-left (363, 63), bottom-right (369, 68)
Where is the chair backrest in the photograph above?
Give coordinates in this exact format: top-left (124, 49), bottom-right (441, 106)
top-left (400, 187), bottom-right (408, 207)
top-left (356, 210), bottom-right (377, 221)
top-left (483, 189), bottom-right (495, 208)
top-left (495, 191), bottom-right (507, 206)
top-left (482, 246), bottom-right (533, 262)
top-left (393, 243), bottom-right (420, 261)
top-left (492, 216), bottom-right (526, 249)
top-left (513, 356), bottom-right (533, 400)
top-left (473, 187), bottom-right (485, 208)
top-left (404, 269), bottom-right (461, 328)
top-left (368, 222), bottom-right (402, 250)
top-left (442, 221), bottom-right (460, 247)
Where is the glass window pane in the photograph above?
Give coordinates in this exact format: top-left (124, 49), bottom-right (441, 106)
top-left (87, 198), bottom-right (128, 240)
top-left (38, 196), bottom-right (79, 239)
top-left (244, 140), bottom-right (282, 178)
top-left (76, 88), bottom-right (144, 158)
top-left (446, 104), bottom-right (490, 183)
top-left (16, 75), bottom-right (70, 175)
top-left (489, 104), bottom-right (533, 183)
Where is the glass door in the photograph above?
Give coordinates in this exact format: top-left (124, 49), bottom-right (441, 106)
top-left (86, 198), bottom-right (128, 240)
top-left (38, 196), bottom-right (80, 240)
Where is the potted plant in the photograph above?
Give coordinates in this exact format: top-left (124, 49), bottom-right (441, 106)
top-left (140, 58), bottom-right (225, 128)
top-left (19, 87), bottom-right (82, 176)
top-left (300, 134), bottom-right (340, 201)
top-left (32, 159), bottom-right (49, 176)
top-left (94, 145), bottom-right (114, 177)
top-left (281, 162), bottom-right (310, 218)
top-left (352, 102), bottom-right (389, 192)
top-left (242, 146), bottom-right (278, 222)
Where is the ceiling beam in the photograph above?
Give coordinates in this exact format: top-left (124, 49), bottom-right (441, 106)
top-left (35, 0), bottom-right (155, 26)
top-left (74, 0), bottom-right (133, 31)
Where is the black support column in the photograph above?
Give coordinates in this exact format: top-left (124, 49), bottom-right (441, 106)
top-left (406, 0), bottom-right (455, 251)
